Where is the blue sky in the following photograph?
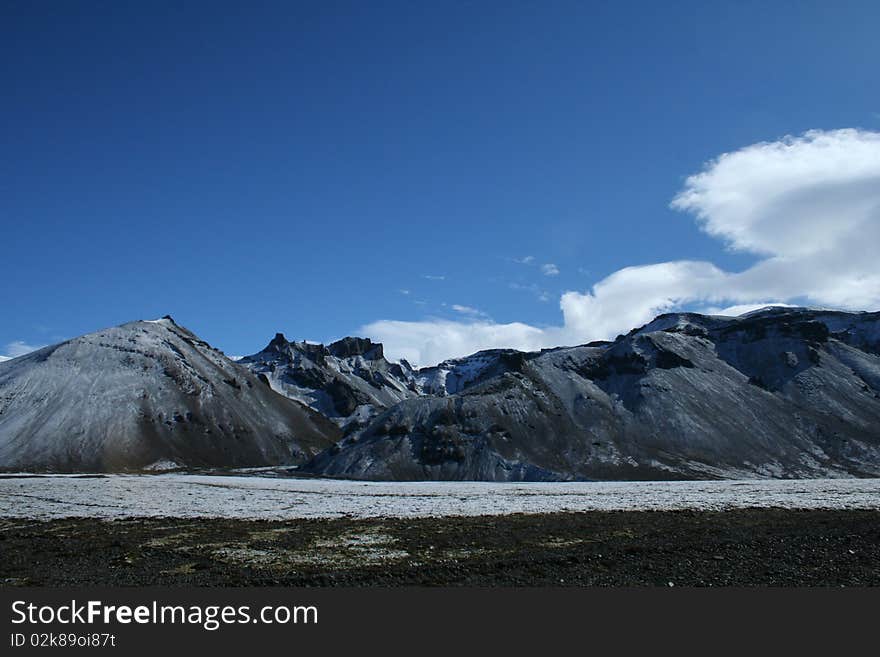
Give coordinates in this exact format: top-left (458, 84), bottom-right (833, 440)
top-left (3, 1), bottom-right (880, 364)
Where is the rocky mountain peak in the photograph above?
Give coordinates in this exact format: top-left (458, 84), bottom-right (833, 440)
top-left (266, 332), bottom-right (289, 352)
top-left (327, 337), bottom-right (384, 360)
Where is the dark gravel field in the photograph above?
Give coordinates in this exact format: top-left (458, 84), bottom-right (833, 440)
top-left (2, 509), bottom-right (879, 586)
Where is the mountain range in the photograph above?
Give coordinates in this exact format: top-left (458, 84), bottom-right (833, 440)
top-left (1, 307), bottom-right (879, 479)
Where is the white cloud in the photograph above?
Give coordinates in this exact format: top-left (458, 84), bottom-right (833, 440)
top-left (557, 260), bottom-right (729, 339)
top-left (451, 304), bottom-right (488, 318)
top-left (541, 263), bottom-right (560, 276)
top-left (362, 129), bottom-right (880, 366)
top-left (422, 275), bottom-right (446, 281)
top-left (671, 129), bottom-right (880, 258)
top-left (513, 255), bottom-right (535, 264)
top-left (704, 303), bottom-right (796, 317)
top-left (669, 128), bottom-right (880, 310)
top-left (1, 341), bottom-right (47, 361)
top-left (399, 289), bottom-right (410, 296)
top-left (359, 319), bottom-right (550, 366)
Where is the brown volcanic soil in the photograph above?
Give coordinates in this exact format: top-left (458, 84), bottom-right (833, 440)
top-left (1, 509), bottom-right (879, 586)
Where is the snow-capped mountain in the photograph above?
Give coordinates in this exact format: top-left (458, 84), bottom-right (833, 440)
top-left (303, 307), bottom-right (880, 481)
top-left (0, 317), bottom-right (339, 472)
top-left (413, 349), bottom-right (545, 395)
top-left (239, 334), bottom-right (420, 431)
top-left (4, 307), bottom-right (880, 480)
top-left (237, 333), bottom-right (540, 434)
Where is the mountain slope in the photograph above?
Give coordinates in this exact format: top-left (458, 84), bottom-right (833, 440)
top-left (304, 307), bottom-right (880, 481)
top-left (239, 334), bottom-right (420, 430)
top-left (238, 335), bottom-right (539, 429)
top-left (0, 317), bottom-right (339, 472)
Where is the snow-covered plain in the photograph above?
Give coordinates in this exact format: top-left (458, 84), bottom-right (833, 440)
top-left (1, 474), bottom-right (879, 520)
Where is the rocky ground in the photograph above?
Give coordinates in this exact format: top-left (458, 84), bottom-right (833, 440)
top-left (2, 509), bottom-right (879, 586)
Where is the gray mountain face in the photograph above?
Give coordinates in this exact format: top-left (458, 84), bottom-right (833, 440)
top-left (238, 335), bottom-right (544, 430)
top-left (239, 335), bottom-right (421, 431)
top-left (303, 307), bottom-right (880, 481)
top-left (0, 317), bottom-right (339, 472)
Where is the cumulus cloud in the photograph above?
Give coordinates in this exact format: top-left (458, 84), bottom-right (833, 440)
top-left (671, 129), bottom-right (880, 257)
top-left (359, 319), bottom-right (550, 366)
top-left (670, 128), bottom-right (880, 310)
top-left (557, 260), bottom-right (729, 339)
top-left (1, 341), bottom-right (47, 361)
top-left (363, 129), bottom-right (880, 365)
top-left (513, 255), bottom-right (536, 265)
top-left (541, 263), bottom-right (560, 276)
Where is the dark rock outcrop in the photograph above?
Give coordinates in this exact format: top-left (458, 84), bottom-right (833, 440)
top-left (238, 335), bottom-right (418, 431)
